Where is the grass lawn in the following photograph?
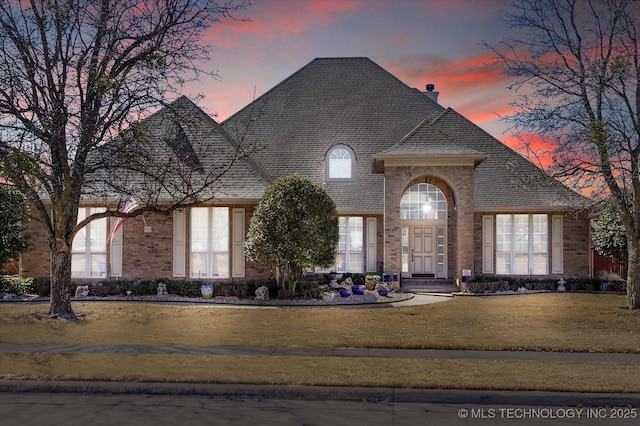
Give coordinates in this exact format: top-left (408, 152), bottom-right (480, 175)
top-left (1, 293), bottom-right (639, 392)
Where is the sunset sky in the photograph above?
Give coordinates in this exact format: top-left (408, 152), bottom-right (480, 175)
top-left (188, 0), bottom-right (520, 149)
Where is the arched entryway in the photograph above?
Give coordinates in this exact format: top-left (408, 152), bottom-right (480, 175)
top-left (400, 183), bottom-right (448, 279)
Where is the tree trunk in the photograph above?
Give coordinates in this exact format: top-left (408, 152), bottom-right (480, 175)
top-left (49, 244), bottom-right (76, 319)
top-left (626, 240), bottom-right (640, 309)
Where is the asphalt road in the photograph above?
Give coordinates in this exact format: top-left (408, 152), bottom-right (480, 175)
top-left (2, 392), bottom-right (639, 426)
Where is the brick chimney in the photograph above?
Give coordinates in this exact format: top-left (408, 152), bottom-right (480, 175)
top-left (424, 84), bottom-right (439, 103)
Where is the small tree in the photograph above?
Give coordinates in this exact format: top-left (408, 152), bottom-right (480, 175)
top-left (245, 175), bottom-right (339, 296)
top-left (0, 184), bottom-right (29, 269)
top-left (592, 204), bottom-right (627, 260)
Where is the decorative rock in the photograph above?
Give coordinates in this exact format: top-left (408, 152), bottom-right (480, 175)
top-left (517, 286), bottom-right (528, 293)
top-left (343, 277), bottom-right (353, 286)
top-left (322, 291), bottom-right (335, 301)
top-left (74, 285), bottom-right (89, 298)
top-left (157, 282), bottom-right (168, 297)
top-left (255, 285), bottom-right (270, 301)
top-left (1, 293), bottom-right (16, 300)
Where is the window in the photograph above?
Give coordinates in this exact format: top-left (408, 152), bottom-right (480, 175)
top-left (400, 184), bottom-right (447, 220)
top-left (72, 207), bottom-right (107, 278)
top-left (190, 207), bottom-right (229, 278)
top-left (334, 216), bottom-right (363, 273)
top-left (326, 145), bottom-right (355, 182)
top-left (496, 214), bottom-right (548, 275)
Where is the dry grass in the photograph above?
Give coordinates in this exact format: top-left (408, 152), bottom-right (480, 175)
top-left (1, 293), bottom-right (638, 352)
top-left (1, 293), bottom-right (639, 392)
top-left (2, 353), bottom-right (639, 393)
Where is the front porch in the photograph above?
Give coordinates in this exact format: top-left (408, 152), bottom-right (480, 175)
top-left (400, 277), bottom-right (459, 293)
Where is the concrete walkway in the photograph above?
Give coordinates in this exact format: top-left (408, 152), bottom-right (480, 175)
top-left (1, 342), bottom-right (639, 362)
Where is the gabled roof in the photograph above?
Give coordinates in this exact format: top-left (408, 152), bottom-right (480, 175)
top-left (428, 108), bottom-right (591, 210)
top-left (89, 96), bottom-right (270, 202)
top-left (222, 57), bottom-right (590, 212)
top-left (372, 114), bottom-right (487, 172)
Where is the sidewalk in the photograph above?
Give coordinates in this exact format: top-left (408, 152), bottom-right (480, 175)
top-left (1, 342), bottom-right (639, 362)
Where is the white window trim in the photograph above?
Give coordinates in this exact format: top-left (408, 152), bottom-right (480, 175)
top-left (71, 207), bottom-right (107, 278)
top-left (190, 207), bottom-right (230, 279)
top-left (496, 214), bottom-right (549, 275)
top-left (325, 144), bottom-right (356, 183)
top-left (335, 216), bottom-right (364, 273)
top-left (173, 209), bottom-right (186, 278)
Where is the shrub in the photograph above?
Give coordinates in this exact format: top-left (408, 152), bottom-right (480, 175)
top-left (0, 276), bottom-right (32, 295)
top-left (164, 280), bottom-right (203, 297)
top-left (295, 276), bottom-right (324, 299)
top-left (341, 273), bottom-right (365, 286)
top-left (32, 277), bottom-right (50, 296)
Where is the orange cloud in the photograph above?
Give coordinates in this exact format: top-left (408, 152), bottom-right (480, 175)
top-left (207, 0), bottom-right (368, 43)
top-left (502, 133), bottom-right (559, 169)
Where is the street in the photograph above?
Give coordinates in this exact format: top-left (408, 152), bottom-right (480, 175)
top-left (1, 392), bottom-right (638, 426)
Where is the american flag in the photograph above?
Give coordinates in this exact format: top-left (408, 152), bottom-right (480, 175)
top-left (108, 196), bottom-right (139, 246)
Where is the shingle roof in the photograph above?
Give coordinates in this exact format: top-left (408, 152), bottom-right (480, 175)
top-left (222, 57), bottom-right (445, 211)
top-left (222, 57), bottom-right (591, 211)
top-left (372, 115), bottom-right (487, 172)
top-left (429, 108), bottom-right (591, 210)
top-left (89, 96), bottom-right (270, 202)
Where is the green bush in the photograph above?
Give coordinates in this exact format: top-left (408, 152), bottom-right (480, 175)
top-left (341, 273), bottom-right (365, 286)
top-left (295, 276), bottom-right (324, 299)
top-left (470, 275), bottom-right (626, 293)
top-left (0, 276), bottom-right (32, 295)
top-left (164, 279), bottom-right (203, 297)
top-left (32, 277), bottom-right (50, 296)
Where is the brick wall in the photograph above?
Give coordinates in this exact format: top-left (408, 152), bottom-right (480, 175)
top-left (20, 215), bottom-right (51, 278)
top-left (120, 211), bottom-right (173, 279)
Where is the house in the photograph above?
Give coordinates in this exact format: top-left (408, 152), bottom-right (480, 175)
top-left (20, 57), bottom-right (592, 286)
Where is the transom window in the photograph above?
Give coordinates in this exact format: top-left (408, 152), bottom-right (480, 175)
top-left (190, 207), bottom-right (229, 278)
top-left (400, 184), bottom-right (447, 220)
top-left (326, 145), bottom-right (355, 182)
top-left (72, 207), bottom-right (107, 278)
top-left (496, 214), bottom-right (548, 275)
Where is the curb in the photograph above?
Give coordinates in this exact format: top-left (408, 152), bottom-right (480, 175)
top-left (1, 380), bottom-right (639, 407)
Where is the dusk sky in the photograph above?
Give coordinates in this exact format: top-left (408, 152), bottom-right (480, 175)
top-left (187, 0), bottom-right (521, 148)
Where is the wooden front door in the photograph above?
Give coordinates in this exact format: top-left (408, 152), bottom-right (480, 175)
top-left (411, 226), bottom-right (435, 276)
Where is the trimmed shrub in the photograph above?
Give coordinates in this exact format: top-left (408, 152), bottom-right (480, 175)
top-left (0, 276), bottom-right (32, 295)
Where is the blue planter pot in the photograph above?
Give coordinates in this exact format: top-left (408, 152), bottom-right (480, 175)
top-left (377, 288), bottom-right (389, 297)
top-left (339, 289), bottom-right (351, 297)
top-left (201, 284), bottom-right (214, 299)
top-left (352, 286), bottom-right (365, 295)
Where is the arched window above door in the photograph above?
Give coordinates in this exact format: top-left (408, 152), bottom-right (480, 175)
top-left (400, 183), bottom-right (447, 220)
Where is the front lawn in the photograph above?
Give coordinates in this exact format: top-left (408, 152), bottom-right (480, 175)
top-left (1, 293), bottom-right (638, 392)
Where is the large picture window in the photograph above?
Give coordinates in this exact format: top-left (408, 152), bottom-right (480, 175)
top-left (71, 207), bottom-right (107, 278)
top-left (335, 216), bottom-right (363, 273)
top-left (496, 214), bottom-right (548, 275)
top-left (190, 207), bottom-right (229, 278)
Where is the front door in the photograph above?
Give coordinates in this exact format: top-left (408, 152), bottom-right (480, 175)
top-left (411, 226), bottom-right (435, 276)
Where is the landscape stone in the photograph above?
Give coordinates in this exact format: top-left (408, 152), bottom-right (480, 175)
top-left (255, 285), bottom-right (269, 300)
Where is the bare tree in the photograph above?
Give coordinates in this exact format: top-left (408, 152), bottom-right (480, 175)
top-left (486, 0), bottom-right (640, 309)
top-left (0, 0), bottom-right (251, 319)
